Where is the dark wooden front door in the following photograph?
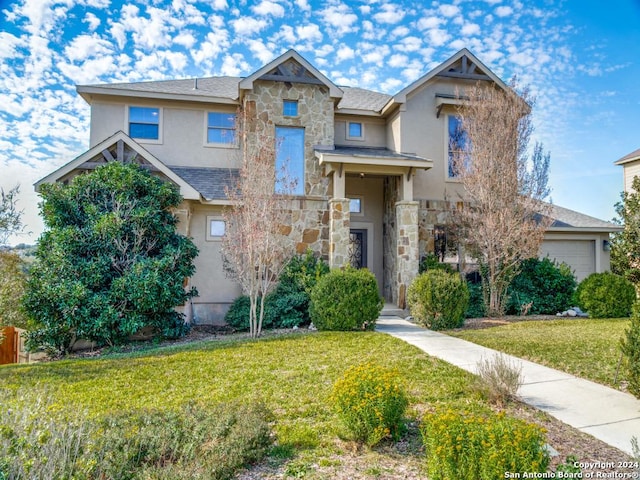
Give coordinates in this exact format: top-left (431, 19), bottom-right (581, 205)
top-left (349, 229), bottom-right (367, 269)
top-left (0, 327), bottom-right (18, 365)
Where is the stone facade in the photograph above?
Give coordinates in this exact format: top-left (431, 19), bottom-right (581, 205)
top-left (417, 199), bottom-right (455, 257)
top-left (383, 176), bottom-right (400, 302)
top-left (329, 198), bottom-right (350, 268)
top-left (396, 201), bottom-right (420, 309)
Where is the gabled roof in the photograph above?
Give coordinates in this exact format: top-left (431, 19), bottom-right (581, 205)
top-left (614, 147), bottom-right (640, 166)
top-left (337, 87), bottom-right (392, 115)
top-left (390, 48), bottom-right (511, 106)
top-left (169, 166), bottom-right (239, 201)
top-left (239, 49), bottom-right (343, 99)
top-left (34, 131), bottom-right (201, 200)
top-left (77, 77), bottom-right (241, 105)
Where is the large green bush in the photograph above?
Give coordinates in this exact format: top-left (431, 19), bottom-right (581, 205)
top-left (465, 280), bottom-right (486, 318)
top-left (507, 257), bottom-right (577, 315)
top-left (23, 163), bottom-right (198, 354)
top-left (407, 270), bottom-right (469, 330)
top-left (225, 251), bottom-right (329, 330)
top-left (622, 302), bottom-right (640, 398)
top-left (309, 267), bottom-right (382, 331)
top-left (573, 272), bottom-right (636, 318)
top-left (421, 409), bottom-right (549, 480)
top-left (330, 362), bottom-right (408, 446)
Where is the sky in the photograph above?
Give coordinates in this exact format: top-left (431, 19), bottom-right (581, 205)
top-left (1, 0), bottom-right (640, 245)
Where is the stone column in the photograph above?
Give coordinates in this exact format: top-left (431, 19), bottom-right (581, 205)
top-left (396, 200), bottom-right (419, 309)
top-left (329, 198), bottom-right (350, 269)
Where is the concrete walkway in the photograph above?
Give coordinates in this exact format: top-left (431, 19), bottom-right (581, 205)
top-left (376, 317), bottom-right (640, 457)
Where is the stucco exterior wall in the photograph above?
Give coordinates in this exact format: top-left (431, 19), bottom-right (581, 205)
top-left (334, 115), bottom-right (386, 148)
top-left (89, 98), bottom-right (240, 169)
top-left (623, 161), bottom-right (640, 192)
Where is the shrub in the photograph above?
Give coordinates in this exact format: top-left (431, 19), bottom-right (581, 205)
top-left (0, 388), bottom-right (273, 480)
top-left (309, 267), bottom-right (382, 331)
top-left (407, 270), bottom-right (469, 330)
top-left (225, 251), bottom-right (329, 330)
top-left (330, 362), bottom-right (408, 446)
top-left (421, 408), bottom-right (549, 480)
top-left (419, 253), bottom-right (454, 274)
top-left (475, 354), bottom-right (523, 406)
top-left (574, 272), bottom-right (636, 318)
top-left (465, 280), bottom-right (485, 318)
top-left (621, 302), bottom-right (640, 398)
top-left (506, 257), bottom-right (577, 315)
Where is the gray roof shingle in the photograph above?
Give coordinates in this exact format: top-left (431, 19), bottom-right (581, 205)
top-left (615, 147), bottom-right (640, 165)
top-left (338, 87), bottom-right (392, 112)
top-left (544, 203), bottom-right (620, 231)
top-left (169, 166), bottom-right (239, 200)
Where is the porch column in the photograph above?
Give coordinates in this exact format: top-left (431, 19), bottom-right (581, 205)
top-left (329, 198), bottom-right (350, 269)
top-left (396, 200), bottom-right (419, 309)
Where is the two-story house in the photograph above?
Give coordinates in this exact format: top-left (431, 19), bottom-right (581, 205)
top-left (37, 48), bottom-right (620, 324)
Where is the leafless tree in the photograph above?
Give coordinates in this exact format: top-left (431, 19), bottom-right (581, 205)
top-left (221, 108), bottom-right (297, 338)
top-left (452, 80), bottom-right (551, 316)
top-left (0, 185), bottom-right (26, 247)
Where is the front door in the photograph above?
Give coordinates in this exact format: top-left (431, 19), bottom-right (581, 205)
top-left (348, 229), bottom-right (368, 269)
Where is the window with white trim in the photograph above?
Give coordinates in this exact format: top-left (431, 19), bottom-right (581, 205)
top-left (275, 126), bottom-right (305, 195)
top-left (347, 122), bottom-right (363, 140)
top-left (129, 106), bottom-right (160, 140)
top-left (349, 197), bottom-right (362, 215)
top-left (206, 217), bottom-right (226, 241)
top-left (207, 112), bottom-right (236, 144)
top-left (447, 115), bottom-right (471, 178)
top-left (283, 100), bottom-right (298, 117)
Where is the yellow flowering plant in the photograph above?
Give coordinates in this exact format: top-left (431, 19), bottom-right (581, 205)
top-left (330, 362), bottom-right (408, 446)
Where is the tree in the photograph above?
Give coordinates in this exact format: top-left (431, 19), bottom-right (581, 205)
top-left (221, 109), bottom-right (296, 338)
top-left (23, 162), bottom-right (198, 354)
top-left (0, 185), bottom-right (26, 246)
top-left (452, 81), bottom-right (551, 316)
top-left (611, 176), bottom-right (640, 286)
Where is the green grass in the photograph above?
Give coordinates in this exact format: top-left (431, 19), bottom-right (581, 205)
top-left (0, 331), bottom-right (483, 471)
top-left (447, 319), bottom-right (631, 389)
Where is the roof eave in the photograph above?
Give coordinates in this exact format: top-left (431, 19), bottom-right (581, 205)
top-left (545, 226), bottom-right (622, 234)
top-left (76, 85), bottom-right (239, 105)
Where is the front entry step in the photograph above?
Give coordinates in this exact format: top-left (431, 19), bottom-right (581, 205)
top-left (380, 303), bottom-right (408, 318)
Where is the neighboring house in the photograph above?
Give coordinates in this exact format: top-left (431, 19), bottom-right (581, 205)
top-left (36, 48), bottom-right (620, 323)
top-left (615, 147), bottom-right (640, 193)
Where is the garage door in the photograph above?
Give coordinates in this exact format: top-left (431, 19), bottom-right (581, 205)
top-left (539, 240), bottom-right (595, 282)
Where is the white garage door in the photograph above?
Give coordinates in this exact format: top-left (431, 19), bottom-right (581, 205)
top-left (539, 240), bottom-right (595, 282)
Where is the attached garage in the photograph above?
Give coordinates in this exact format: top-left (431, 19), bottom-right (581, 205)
top-left (540, 239), bottom-right (596, 282)
top-left (540, 204), bottom-right (622, 282)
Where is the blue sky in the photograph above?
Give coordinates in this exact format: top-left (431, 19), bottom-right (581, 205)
top-left (1, 0), bottom-right (639, 245)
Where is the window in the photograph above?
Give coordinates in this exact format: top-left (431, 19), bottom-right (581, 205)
top-left (448, 115), bottom-right (470, 178)
top-left (283, 100), bottom-right (298, 116)
top-left (207, 112), bottom-right (236, 144)
top-left (347, 122), bottom-right (363, 139)
top-left (206, 217), bottom-right (226, 241)
top-left (275, 126), bottom-right (304, 195)
top-left (349, 197), bottom-right (362, 214)
top-left (129, 106), bottom-right (160, 140)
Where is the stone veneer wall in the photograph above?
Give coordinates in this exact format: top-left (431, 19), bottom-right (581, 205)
top-left (383, 177), bottom-right (400, 302)
top-left (329, 198), bottom-right (350, 268)
top-left (242, 81), bottom-right (335, 259)
top-left (417, 199), bottom-right (456, 259)
top-left (396, 201), bottom-right (419, 309)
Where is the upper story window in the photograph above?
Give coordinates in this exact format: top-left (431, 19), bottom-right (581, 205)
top-left (207, 112), bottom-right (236, 144)
top-left (275, 126), bottom-right (304, 195)
top-left (206, 216), bottom-right (226, 241)
top-left (448, 115), bottom-right (471, 178)
top-left (129, 106), bottom-right (160, 140)
top-left (349, 197), bottom-right (362, 214)
top-left (347, 122), bottom-right (363, 140)
top-left (283, 100), bottom-right (298, 117)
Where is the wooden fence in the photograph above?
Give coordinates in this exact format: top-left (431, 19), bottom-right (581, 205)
top-left (0, 326), bottom-right (18, 365)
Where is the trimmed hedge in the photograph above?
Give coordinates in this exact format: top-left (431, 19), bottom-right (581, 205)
top-left (309, 267), bottom-right (382, 331)
top-left (407, 270), bottom-right (469, 330)
top-left (574, 272), bottom-right (636, 318)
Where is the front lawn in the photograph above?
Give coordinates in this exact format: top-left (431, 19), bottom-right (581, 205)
top-left (0, 331), bottom-right (480, 479)
top-left (447, 318), bottom-right (630, 389)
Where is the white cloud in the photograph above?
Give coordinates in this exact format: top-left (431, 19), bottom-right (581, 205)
top-left (362, 45), bottom-right (389, 64)
top-left (275, 25), bottom-right (297, 43)
top-left (417, 16), bottom-right (442, 30)
top-left (295, 0), bottom-right (311, 11)
top-left (173, 31), bottom-right (197, 48)
top-left (211, 0), bottom-right (228, 10)
top-left (64, 34), bottom-right (113, 62)
top-left (427, 28), bottom-right (450, 47)
top-left (394, 36), bottom-right (422, 52)
top-left (319, 3), bottom-right (358, 36)
top-left (0, 31), bottom-right (23, 61)
top-left (388, 53), bottom-right (408, 67)
top-left (83, 12), bottom-right (101, 31)
top-left (231, 17), bottom-right (269, 36)
top-left (461, 23), bottom-right (480, 36)
top-left (315, 44), bottom-right (334, 57)
top-left (220, 52), bottom-right (250, 76)
top-left (495, 6), bottom-right (513, 17)
top-left (296, 23), bottom-right (322, 42)
top-left (247, 38), bottom-right (275, 64)
top-left (336, 45), bottom-right (355, 61)
top-left (373, 3), bottom-right (406, 24)
top-left (439, 4), bottom-right (460, 17)
top-left (190, 30), bottom-right (229, 66)
top-left (252, 0), bottom-right (285, 18)
top-left (390, 25), bottom-right (409, 38)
